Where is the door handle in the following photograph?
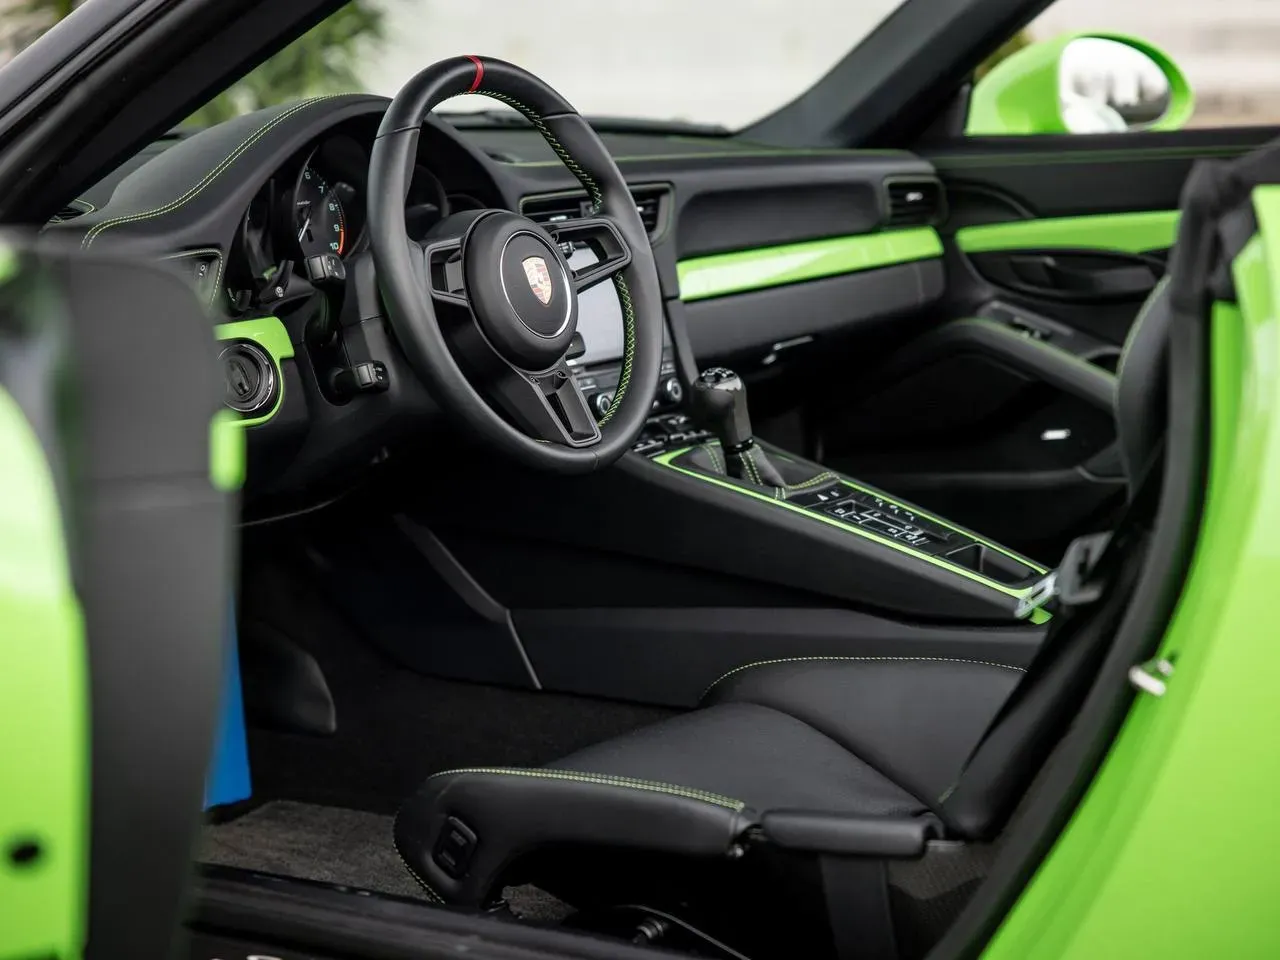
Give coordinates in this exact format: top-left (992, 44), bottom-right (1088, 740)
top-left (1008, 254), bottom-right (1158, 299)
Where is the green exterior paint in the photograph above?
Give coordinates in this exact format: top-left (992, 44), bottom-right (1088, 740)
top-left (955, 210), bottom-right (1180, 256)
top-left (982, 189), bottom-right (1280, 958)
top-left (651, 447), bottom-right (1045, 600)
top-left (214, 316), bottom-right (295, 428)
top-left (0, 245), bottom-right (18, 285)
top-left (209, 409), bottom-right (246, 491)
top-left (0, 387), bottom-right (86, 960)
top-left (967, 33), bottom-right (1194, 137)
top-left (676, 228), bottom-right (943, 302)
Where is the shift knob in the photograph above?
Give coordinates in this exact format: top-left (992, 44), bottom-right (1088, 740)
top-left (690, 367), bottom-right (753, 451)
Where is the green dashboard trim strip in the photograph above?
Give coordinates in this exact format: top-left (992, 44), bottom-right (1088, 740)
top-left (955, 211), bottom-right (1180, 256)
top-left (676, 227), bottom-right (943, 302)
top-left (0, 386), bottom-right (87, 960)
top-left (214, 316), bottom-right (295, 428)
top-left (651, 446), bottom-right (1047, 602)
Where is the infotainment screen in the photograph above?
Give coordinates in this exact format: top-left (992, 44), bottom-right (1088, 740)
top-left (567, 245), bottom-right (626, 365)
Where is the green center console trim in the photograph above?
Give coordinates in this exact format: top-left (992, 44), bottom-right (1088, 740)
top-left (0, 386), bottom-right (87, 960)
top-left (652, 446), bottom-right (1046, 600)
top-left (209, 409), bottom-right (246, 491)
top-left (955, 211), bottom-right (1180, 256)
top-left (676, 227), bottom-right (943, 302)
top-left (214, 316), bottom-right (295, 428)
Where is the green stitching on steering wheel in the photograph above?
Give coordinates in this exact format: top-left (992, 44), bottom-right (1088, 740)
top-left (473, 88), bottom-right (635, 427)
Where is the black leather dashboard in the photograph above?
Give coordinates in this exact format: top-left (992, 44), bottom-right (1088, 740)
top-left (50, 96), bottom-right (945, 357)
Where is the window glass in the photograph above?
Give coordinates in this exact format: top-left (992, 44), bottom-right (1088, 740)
top-left (180, 0), bottom-right (911, 131)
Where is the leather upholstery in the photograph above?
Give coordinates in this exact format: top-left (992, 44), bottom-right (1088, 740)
top-left (704, 658), bottom-right (1023, 807)
top-left (1115, 276), bottom-right (1172, 486)
top-left (395, 659), bottom-right (1018, 908)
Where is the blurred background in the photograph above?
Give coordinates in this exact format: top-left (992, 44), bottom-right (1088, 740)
top-left (0, 0), bottom-right (1276, 130)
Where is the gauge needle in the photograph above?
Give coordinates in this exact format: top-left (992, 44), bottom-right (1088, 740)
top-left (296, 200), bottom-right (312, 243)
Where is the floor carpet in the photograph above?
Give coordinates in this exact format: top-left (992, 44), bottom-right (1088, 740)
top-left (200, 800), bottom-right (572, 921)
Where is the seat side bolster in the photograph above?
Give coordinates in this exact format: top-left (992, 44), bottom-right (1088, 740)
top-left (394, 768), bottom-right (756, 906)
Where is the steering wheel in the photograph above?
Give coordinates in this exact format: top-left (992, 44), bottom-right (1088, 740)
top-left (368, 56), bottom-right (664, 473)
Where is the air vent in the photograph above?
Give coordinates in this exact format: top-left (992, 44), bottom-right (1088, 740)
top-left (49, 199), bottom-right (94, 224)
top-left (522, 185), bottom-right (670, 240)
top-left (883, 178), bottom-right (945, 228)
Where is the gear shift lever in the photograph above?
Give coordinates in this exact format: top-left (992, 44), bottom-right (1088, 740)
top-left (690, 367), bottom-right (786, 487)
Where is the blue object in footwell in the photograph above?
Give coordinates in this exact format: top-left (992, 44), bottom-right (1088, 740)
top-left (204, 604), bottom-right (251, 809)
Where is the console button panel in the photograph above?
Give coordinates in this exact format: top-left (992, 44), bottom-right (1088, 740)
top-left (787, 487), bottom-right (957, 551)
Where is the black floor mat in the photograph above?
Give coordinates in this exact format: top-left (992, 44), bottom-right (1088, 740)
top-left (242, 556), bottom-right (674, 814)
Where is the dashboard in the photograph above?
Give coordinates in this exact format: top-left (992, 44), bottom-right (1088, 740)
top-left (47, 92), bottom-right (944, 506)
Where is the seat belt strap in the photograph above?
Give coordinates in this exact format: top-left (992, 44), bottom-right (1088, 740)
top-left (819, 856), bottom-right (899, 960)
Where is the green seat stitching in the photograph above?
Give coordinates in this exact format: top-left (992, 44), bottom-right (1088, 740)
top-left (393, 844), bottom-right (446, 904)
top-left (429, 766), bottom-right (745, 811)
top-left (701, 655), bottom-right (1026, 701)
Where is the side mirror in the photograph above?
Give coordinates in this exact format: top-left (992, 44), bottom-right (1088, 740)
top-left (967, 32), bottom-right (1194, 136)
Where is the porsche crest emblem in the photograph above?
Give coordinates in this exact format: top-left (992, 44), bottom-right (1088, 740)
top-left (522, 256), bottom-right (554, 305)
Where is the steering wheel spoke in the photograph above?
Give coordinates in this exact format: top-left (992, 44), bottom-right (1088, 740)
top-left (422, 237), bottom-right (469, 307)
top-left (490, 358), bottom-right (601, 447)
top-left (547, 216), bottom-right (633, 294)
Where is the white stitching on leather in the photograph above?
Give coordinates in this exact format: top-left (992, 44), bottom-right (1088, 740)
top-left (428, 767), bottom-right (745, 811)
top-left (394, 844), bottom-right (446, 904)
top-left (81, 96), bottom-right (345, 248)
top-left (701, 656), bottom-right (1025, 700)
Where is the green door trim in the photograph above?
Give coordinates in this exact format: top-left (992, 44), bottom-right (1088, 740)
top-left (0, 385), bottom-right (87, 960)
top-left (676, 227), bottom-right (943, 302)
top-left (982, 190), bottom-right (1280, 958)
top-left (955, 210), bottom-right (1180, 256)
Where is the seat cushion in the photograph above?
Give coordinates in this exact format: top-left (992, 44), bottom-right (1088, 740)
top-left (556, 701), bottom-right (925, 817)
top-left (703, 657), bottom-right (1024, 804)
top-left (395, 657), bottom-right (1021, 913)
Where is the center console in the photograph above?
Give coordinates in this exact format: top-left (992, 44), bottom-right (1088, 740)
top-left (561, 245), bottom-right (1048, 625)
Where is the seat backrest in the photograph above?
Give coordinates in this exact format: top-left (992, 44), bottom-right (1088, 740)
top-left (1114, 277), bottom-right (1174, 488)
top-left (0, 236), bottom-right (235, 960)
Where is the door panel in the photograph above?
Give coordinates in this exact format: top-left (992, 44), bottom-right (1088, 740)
top-left (788, 128), bottom-right (1280, 563)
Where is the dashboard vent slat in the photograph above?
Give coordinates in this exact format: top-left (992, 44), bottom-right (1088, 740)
top-left (522, 185), bottom-right (670, 241)
top-left (883, 178), bottom-right (945, 228)
top-left (49, 199), bottom-right (94, 223)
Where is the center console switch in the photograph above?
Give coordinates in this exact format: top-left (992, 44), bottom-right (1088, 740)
top-left (631, 412), bottom-right (712, 455)
top-left (785, 486), bottom-right (954, 551)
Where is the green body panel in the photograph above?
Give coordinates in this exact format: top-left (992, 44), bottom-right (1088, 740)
top-left (651, 447), bottom-right (1045, 601)
top-left (676, 228), bottom-right (942, 302)
top-left (214, 316), bottom-right (295, 428)
top-left (0, 386), bottom-right (86, 960)
top-left (955, 210), bottom-right (1180, 255)
top-left (983, 190), bottom-right (1280, 958)
top-left (209, 409), bottom-right (246, 491)
top-left (967, 33), bottom-right (1194, 136)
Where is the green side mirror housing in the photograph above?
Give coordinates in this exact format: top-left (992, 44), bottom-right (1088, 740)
top-left (967, 32), bottom-right (1194, 136)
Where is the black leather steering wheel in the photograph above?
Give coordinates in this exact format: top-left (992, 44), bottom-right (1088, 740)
top-left (368, 56), bottom-right (664, 473)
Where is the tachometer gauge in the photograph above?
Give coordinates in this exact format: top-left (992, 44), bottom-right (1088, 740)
top-left (294, 164), bottom-right (347, 258)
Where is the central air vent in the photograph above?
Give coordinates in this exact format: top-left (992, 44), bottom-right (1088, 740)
top-left (522, 185), bottom-right (670, 240)
top-left (49, 199), bottom-right (94, 224)
top-left (883, 178), bottom-right (945, 228)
